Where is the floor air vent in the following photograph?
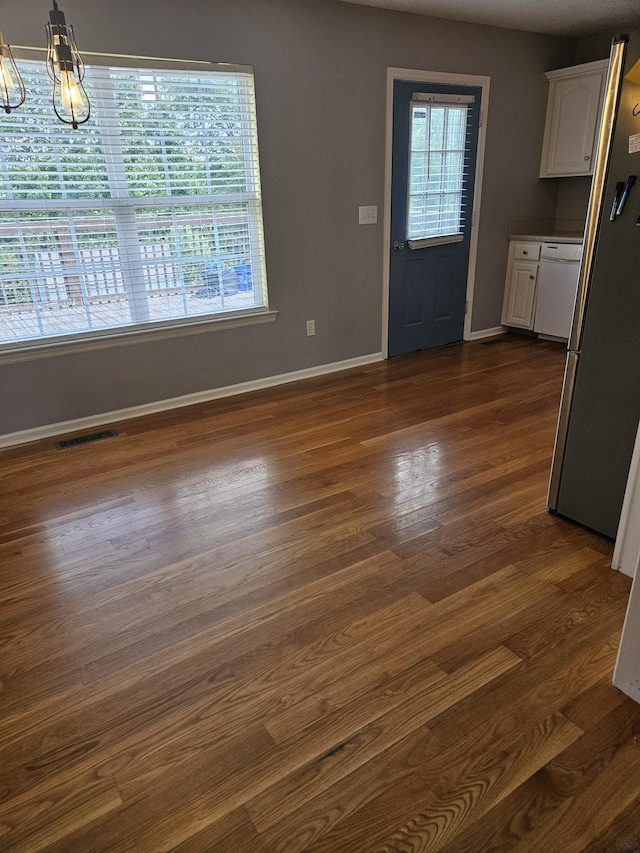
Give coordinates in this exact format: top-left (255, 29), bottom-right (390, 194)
top-left (56, 429), bottom-right (118, 449)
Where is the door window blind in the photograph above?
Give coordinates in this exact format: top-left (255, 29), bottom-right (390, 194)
top-left (407, 95), bottom-right (474, 245)
top-left (0, 59), bottom-right (268, 346)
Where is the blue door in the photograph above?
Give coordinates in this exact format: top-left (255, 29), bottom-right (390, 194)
top-left (389, 81), bottom-right (482, 357)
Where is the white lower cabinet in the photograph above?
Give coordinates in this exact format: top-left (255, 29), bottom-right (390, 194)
top-left (501, 242), bottom-right (541, 329)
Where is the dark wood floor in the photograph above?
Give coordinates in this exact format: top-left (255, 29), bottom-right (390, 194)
top-left (0, 334), bottom-right (638, 852)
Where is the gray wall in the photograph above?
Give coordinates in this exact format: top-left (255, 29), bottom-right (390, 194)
top-left (1, 0), bottom-right (576, 436)
top-left (575, 29), bottom-right (621, 65)
top-left (555, 177), bottom-right (593, 221)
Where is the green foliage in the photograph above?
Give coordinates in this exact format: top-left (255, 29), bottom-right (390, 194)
top-left (0, 63), bottom-right (252, 201)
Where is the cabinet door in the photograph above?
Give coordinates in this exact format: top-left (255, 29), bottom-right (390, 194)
top-left (540, 70), bottom-right (605, 177)
top-left (503, 262), bottom-right (538, 328)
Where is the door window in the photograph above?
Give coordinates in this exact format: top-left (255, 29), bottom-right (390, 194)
top-left (407, 94), bottom-right (474, 248)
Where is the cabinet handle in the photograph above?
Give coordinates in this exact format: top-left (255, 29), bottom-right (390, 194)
top-left (530, 275), bottom-right (535, 280)
top-left (523, 250), bottom-right (528, 255)
top-left (584, 155), bottom-right (590, 161)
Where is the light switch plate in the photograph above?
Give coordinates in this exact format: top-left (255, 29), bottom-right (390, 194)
top-left (359, 205), bottom-right (378, 225)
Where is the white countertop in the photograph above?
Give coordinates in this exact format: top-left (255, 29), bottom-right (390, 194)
top-left (509, 232), bottom-right (583, 244)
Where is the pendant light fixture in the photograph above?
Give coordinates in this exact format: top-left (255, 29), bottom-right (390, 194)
top-left (0, 31), bottom-right (26, 114)
top-left (45, 0), bottom-right (90, 129)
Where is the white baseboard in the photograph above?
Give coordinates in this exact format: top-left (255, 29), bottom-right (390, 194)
top-left (467, 326), bottom-right (506, 341)
top-left (0, 352), bottom-right (384, 449)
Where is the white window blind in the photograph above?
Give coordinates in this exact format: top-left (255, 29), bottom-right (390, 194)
top-left (407, 95), bottom-right (474, 246)
top-left (0, 58), bottom-right (268, 346)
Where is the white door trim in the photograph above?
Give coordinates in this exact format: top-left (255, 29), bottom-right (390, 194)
top-left (612, 419), bottom-right (640, 578)
top-left (382, 67), bottom-right (491, 358)
top-left (614, 563), bottom-right (640, 702)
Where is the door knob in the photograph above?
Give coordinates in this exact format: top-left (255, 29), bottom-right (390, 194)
top-left (393, 242), bottom-right (405, 252)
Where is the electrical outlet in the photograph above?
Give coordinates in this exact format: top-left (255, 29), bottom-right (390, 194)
top-left (306, 319), bottom-right (316, 336)
top-left (359, 205), bottom-right (378, 225)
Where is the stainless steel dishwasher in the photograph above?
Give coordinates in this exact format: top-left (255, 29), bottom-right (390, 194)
top-left (534, 242), bottom-right (583, 339)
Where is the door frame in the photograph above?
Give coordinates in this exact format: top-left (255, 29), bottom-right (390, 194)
top-left (382, 68), bottom-right (491, 358)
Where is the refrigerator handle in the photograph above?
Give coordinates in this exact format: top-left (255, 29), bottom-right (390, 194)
top-left (548, 33), bottom-right (628, 512)
top-left (547, 351), bottom-right (579, 511)
top-left (568, 34), bottom-right (628, 355)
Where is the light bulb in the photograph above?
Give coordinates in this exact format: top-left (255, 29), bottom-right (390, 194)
top-left (59, 69), bottom-right (82, 108)
top-left (0, 55), bottom-right (17, 97)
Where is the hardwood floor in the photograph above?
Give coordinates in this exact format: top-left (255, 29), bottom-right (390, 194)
top-left (0, 333), bottom-right (638, 852)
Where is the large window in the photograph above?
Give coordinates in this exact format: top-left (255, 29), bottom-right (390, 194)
top-left (0, 58), bottom-right (269, 348)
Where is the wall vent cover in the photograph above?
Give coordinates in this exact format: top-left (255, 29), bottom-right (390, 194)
top-left (56, 430), bottom-right (118, 449)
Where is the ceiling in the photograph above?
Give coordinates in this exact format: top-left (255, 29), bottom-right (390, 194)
top-left (336, 0), bottom-right (640, 37)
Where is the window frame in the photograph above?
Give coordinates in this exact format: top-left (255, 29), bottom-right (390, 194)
top-left (0, 51), bottom-right (275, 362)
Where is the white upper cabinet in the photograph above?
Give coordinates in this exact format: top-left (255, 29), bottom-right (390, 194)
top-left (539, 60), bottom-right (608, 178)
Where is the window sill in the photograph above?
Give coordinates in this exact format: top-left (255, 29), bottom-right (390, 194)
top-left (0, 308), bottom-right (278, 365)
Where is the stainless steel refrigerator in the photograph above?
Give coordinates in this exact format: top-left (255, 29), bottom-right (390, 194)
top-left (548, 32), bottom-right (640, 539)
